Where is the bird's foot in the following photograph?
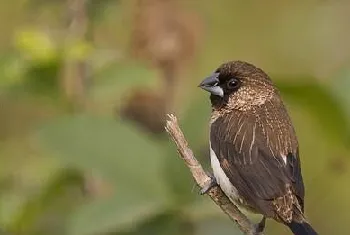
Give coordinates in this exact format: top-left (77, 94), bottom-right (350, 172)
top-left (254, 217), bottom-right (266, 234)
top-left (200, 174), bottom-right (217, 195)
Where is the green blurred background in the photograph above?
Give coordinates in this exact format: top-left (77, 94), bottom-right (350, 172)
top-left (0, 0), bottom-right (350, 234)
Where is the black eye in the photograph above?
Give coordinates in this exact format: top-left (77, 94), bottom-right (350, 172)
top-left (227, 78), bottom-right (240, 89)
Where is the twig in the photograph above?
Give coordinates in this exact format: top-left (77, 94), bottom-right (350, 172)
top-left (62, 0), bottom-right (90, 111)
top-left (165, 114), bottom-right (263, 235)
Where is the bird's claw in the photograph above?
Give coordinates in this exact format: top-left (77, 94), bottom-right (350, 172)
top-left (254, 217), bottom-right (266, 234)
top-left (200, 174), bottom-right (217, 195)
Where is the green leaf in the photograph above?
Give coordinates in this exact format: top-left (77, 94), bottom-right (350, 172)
top-left (9, 168), bottom-right (85, 235)
top-left (331, 67), bottom-right (350, 118)
top-left (276, 80), bottom-right (350, 146)
top-left (194, 217), bottom-right (242, 235)
top-left (14, 29), bottom-right (58, 64)
top-left (161, 142), bottom-right (197, 206)
top-left (69, 194), bottom-right (164, 235)
top-left (36, 115), bottom-right (170, 235)
top-left (10, 29), bottom-right (63, 95)
top-left (114, 211), bottom-right (193, 235)
top-left (0, 53), bottom-right (26, 88)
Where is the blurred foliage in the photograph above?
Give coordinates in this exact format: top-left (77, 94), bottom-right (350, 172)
top-left (0, 0), bottom-right (349, 235)
top-left (9, 168), bottom-right (85, 235)
top-left (37, 115), bottom-right (169, 235)
top-left (276, 80), bottom-right (350, 146)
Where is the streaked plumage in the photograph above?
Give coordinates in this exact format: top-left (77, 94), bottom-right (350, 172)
top-left (199, 61), bottom-right (317, 234)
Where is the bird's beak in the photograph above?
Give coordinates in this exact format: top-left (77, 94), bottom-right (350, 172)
top-left (198, 73), bottom-right (224, 97)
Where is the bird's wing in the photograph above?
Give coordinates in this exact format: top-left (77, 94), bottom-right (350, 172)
top-left (210, 106), bottom-right (304, 222)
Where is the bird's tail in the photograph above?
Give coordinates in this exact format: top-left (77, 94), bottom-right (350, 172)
top-left (287, 221), bottom-right (318, 235)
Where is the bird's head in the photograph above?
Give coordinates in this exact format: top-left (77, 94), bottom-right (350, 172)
top-left (199, 61), bottom-right (277, 111)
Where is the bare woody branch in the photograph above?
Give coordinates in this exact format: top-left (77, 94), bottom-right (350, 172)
top-left (165, 114), bottom-right (263, 235)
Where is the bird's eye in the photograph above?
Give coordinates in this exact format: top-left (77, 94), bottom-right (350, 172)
top-left (227, 78), bottom-right (240, 90)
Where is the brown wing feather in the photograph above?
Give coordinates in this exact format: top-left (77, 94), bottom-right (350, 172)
top-left (210, 100), bottom-right (304, 222)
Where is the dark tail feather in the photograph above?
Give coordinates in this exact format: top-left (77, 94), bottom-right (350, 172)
top-left (287, 221), bottom-right (318, 235)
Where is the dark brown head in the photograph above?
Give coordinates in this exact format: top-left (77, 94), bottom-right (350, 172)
top-left (199, 61), bottom-right (277, 111)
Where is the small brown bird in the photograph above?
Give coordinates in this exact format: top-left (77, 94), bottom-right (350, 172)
top-left (199, 61), bottom-right (317, 235)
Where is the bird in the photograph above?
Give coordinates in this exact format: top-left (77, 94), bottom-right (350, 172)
top-left (198, 61), bottom-right (317, 235)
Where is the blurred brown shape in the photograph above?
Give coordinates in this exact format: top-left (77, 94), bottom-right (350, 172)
top-left (122, 0), bottom-right (202, 135)
top-left (132, 0), bottom-right (202, 103)
top-left (328, 156), bottom-right (348, 175)
top-left (131, 0), bottom-right (202, 68)
top-left (83, 172), bottom-right (113, 198)
top-left (120, 88), bottom-right (166, 135)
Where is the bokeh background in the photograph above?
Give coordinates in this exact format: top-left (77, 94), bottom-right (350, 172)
top-left (0, 0), bottom-right (350, 234)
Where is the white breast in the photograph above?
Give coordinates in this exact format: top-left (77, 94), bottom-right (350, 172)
top-left (210, 144), bottom-right (241, 203)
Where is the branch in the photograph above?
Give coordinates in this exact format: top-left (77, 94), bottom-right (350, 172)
top-left (62, 0), bottom-right (90, 111)
top-left (165, 114), bottom-right (263, 235)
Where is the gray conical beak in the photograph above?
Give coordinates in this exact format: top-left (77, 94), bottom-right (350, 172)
top-left (198, 73), bottom-right (224, 97)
